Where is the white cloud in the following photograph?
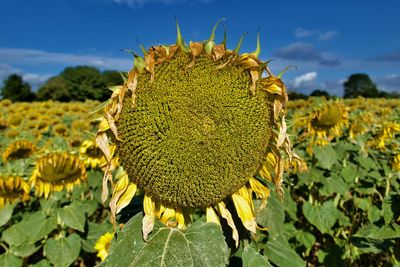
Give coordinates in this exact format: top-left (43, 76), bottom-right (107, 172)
top-left (0, 48), bottom-right (132, 70)
top-left (293, 71), bottom-right (317, 87)
top-left (318, 30), bottom-right (339, 41)
top-left (0, 63), bottom-right (52, 90)
top-left (294, 28), bottom-right (339, 41)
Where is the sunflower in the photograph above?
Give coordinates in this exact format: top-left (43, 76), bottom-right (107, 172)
top-left (0, 175), bottom-right (30, 208)
top-left (306, 101), bottom-right (348, 153)
top-left (7, 114), bottom-right (23, 127)
top-left (2, 140), bottom-right (37, 163)
top-left (80, 140), bottom-right (104, 169)
top-left (96, 21), bottom-right (297, 243)
top-left (30, 153), bottom-right (87, 198)
top-left (94, 232), bottom-right (114, 261)
top-left (392, 154), bottom-right (400, 171)
top-left (372, 122), bottom-right (400, 150)
top-left (348, 112), bottom-right (373, 140)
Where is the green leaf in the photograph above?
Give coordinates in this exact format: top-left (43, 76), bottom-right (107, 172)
top-left (29, 259), bottom-right (52, 267)
top-left (283, 189), bottom-right (297, 220)
top-left (320, 174), bottom-right (349, 196)
top-left (57, 202), bottom-right (86, 232)
top-left (357, 155), bottom-right (379, 171)
top-left (341, 164), bottom-right (358, 183)
top-left (294, 230), bottom-right (316, 251)
top-left (105, 213), bottom-right (229, 267)
top-left (264, 235), bottom-right (305, 267)
top-left (0, 253), bottom-right (22, 267)
top-left (44, 233), bottom-right (81, 267)
top-left (40, 198), bottom-right (59, 215)
top-left (82, 221), bottom-right (113, 253)
top-left (4, 211), bottom-right (58, 244)
top-left (242, 245), bottom-right (272, 267)
top-left (302, 201), bottom-right (338, 233)
top-left (256, 190), bottom-right (285, 239)
top-left (354, 223), bottom-right (400, 239)
top-left (0, 204), bottom-right (14, 227)
top-left (10, 243), bottom-right (41, 258)
top-left (81, 199), bottom-right (99, 217)
top-left (2, 223), bottom-right (28, 246)
top-left (313, 144), bottom-right (338, 170)
top-left (88, 170), bottom-right (103, 189)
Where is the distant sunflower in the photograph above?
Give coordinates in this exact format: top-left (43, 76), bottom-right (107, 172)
top-left (306, 102), bottom-right (348, 153)
top-left (94, 232), bottom-right (114, 261)
top-left (392, 154), bottom-right (400, 171)
top-left (30, 153), bottom-right (87, 198)
top-left (80, 140), bottom-right (104, 169)
top-left (2, 140), bottom-right (37, 163)
top-left (0, 175), bottom-right (30, 208)
top-left (96, 21), bottom-right (298, 243)
top-left (373, 123), bottom-right (400, 150)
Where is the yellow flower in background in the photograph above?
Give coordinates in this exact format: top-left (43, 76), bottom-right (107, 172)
top-left (80, 140), bottom-right (104, 169)
top-left (0, 175), bottom-right (30, 208)
top-left (373, 123), bottom-right (400, 150)
top-left (95, 21), bottom-right (298, 244)
top-left (392, 154), bottom-right (400, 171)
top-left (2, 140), bottom-right (37, 163)
top-left (30, 153), bottom-right (87, 198)
top-left (306, 101), bottom-right (348, 153)
top-left (94, 232), bottom-right (114, 261)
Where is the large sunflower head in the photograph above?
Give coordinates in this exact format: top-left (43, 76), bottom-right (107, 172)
top-left (0, 175), bottom-right (30, 208)
top-left (2, 140), bottom-right (37, 163)
top-left (30, 152), bottom-right (87, 198)
top-left (96, 21), bottom-right (297, 242)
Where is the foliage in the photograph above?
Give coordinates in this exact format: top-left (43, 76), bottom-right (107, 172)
top-left (310, 89), bottom-right (330, 99)
top-left (343, 73), bottom-right (380, 98)
top-left (0, 74), bottom-right (36, 102)
top-left (36, 67), bottom-right (123, 102)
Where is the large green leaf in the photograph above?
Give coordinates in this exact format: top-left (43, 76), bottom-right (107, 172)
top-left (242, 245), bottom-right (272, 267)
top-left (44, 233), bottom-right (81, 267)
top-left (264, 235), bottom-right (305, 267)
top-left (2, 211), bottom-right (56, 246)
top-left (57, 202), bottom-right (86, 232)
top-left (0, 204), bottom-right (14, 227)
top-left (354, 223), bottom-right (400, 239)
top-left (105, 213), bottom-right (229, 267)
top-left (313, 144), bottom-right (338, 170)
top-left (10, 243), bottom-right (41, 258)
top-left (256, 190), bottom-right (285, 239)
top-left (0, 253), bottom-right (22, 267)
top-left (302, 201), bottom-right (338, 233)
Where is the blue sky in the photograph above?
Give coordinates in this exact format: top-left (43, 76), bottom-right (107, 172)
top-left (1, 0), bottom-right (400, 95)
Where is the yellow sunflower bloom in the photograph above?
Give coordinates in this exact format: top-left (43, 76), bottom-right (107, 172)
top-left (94, 232), bottom-right (114, 261)
top-left (392, 154), bottom-right (400, 171)
top-left (0, 175), bottom-right (30, 208)
top-left (2, 140), bottom-right (37, 163)
top-left (306, 101), bottom-right (348, 154)
top-left (96, 21), bottom-right (297, 244)
top-left (30, 153), bottom-right (87, 198)
top-left (80, 140), bottom-right (104, 169)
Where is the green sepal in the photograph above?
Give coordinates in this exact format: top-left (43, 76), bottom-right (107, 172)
top-left (204, 18), bottom-right (225, 54)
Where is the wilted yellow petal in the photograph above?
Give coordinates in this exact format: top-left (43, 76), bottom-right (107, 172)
top-left (206, 206), bottom-right (220, 225)
top-left (231, 192), bottom-right (257, 234)
top-left (116, 182), bottom-right (137, 214)
top-left (217, 202), bottom-right (239, 247)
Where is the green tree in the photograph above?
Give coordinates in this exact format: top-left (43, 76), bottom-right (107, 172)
top-left (310, 89), bottom-right (330, 99)
top-left (37, 66), bottom-right (122, 102)
top-left (343, 74), bottom-right (380, 98)
top-left (1, 74), bottom-right (35, 101)
top-left (288, 90), bottom-right (308, 100)
top-left (36, 76), bottom-right (71, 102)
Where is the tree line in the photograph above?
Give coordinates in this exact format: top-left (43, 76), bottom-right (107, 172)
top-left (1, 69), bottom-right (398, 102)
top-left (0, 66), bottom-right (123, 102)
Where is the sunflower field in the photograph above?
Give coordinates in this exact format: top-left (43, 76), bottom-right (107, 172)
top-left (1, 26), bottom-right (400, 267)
